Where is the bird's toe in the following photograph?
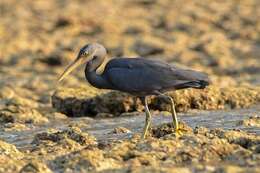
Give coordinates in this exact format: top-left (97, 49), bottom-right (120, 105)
top-left (174, 127), bottom-right (189, 137)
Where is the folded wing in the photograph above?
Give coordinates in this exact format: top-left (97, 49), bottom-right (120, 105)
top-left (103, 58), bottom-right (210, 93)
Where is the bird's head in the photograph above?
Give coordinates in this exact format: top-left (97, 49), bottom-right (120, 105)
top-left (58, 43), bottom-right (107, 82)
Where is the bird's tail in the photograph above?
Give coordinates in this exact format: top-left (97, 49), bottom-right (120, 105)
top-left (179, 71), bottom-right (211, 89)
top-left (184, 80), bottom-right (210, 89)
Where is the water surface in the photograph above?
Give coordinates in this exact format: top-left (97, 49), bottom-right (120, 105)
top-left (1, 106), bottom-right (259, 150)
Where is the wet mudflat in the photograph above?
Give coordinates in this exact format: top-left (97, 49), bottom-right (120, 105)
top-left (1, 0), bottom-right (260, 172)
top-left (1, 107), bottom-right (260, 173)
top-left (1, 106), bottom-right (260, 148)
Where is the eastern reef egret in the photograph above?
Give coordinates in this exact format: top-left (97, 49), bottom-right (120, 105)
top-left (58, 43), bottom-right (210, 138)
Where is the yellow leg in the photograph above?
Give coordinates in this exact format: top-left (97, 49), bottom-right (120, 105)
top-left (167, 96), bottom-right (182, 136)
top-left (142, 97), bottom-right (152, 139)
top-left (156, 92), bottom-right (182, 136)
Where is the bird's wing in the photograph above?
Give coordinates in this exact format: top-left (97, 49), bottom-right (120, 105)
top-left (103, 58), bottom-right (209, 93)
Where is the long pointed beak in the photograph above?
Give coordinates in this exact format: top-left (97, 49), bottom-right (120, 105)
top-left (58, 56), bottom-right (84, 82)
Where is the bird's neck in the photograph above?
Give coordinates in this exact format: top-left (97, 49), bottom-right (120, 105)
top-left (84, 60), bottom-right (112, 89)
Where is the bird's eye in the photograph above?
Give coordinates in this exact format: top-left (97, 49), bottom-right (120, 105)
top-left (83, 52), bottom-right (88, 56)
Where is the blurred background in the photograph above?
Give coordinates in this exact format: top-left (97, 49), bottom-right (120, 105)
top-left (0, 0), bottom-right (260, 101)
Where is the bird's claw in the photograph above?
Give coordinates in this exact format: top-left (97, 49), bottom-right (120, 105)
top-left (174, 127), bottom-right (187, 137)
top-left (175, 128), bottom-right (183, 137)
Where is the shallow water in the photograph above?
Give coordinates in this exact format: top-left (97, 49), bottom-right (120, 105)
top-left (1, 105), bottom-right (259, 151)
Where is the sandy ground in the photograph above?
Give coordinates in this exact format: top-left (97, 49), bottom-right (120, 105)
top-left (0, 0), bottom-right (260, 172)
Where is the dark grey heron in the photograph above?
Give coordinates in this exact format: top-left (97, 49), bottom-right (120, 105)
top-left (58, 43), bottom-right (210, 138)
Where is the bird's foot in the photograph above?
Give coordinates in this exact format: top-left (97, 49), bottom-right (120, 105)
top-left (141, 132), bottom-right (147, 139)
top-left (174, 128), bottom-right (183, 137)
top-left (173, 126), bottom-right (189, 137)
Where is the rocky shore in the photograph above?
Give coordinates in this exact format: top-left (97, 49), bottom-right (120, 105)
top-left (0, 0), bottom-right (259, 172)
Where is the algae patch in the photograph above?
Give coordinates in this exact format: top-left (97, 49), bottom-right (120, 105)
top-left (52, 86), bottom-right (260, 117)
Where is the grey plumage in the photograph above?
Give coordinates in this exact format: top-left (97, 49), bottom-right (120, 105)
top-left (58, 43), bottom-right (211, 138)
top-left (101, 58), bottom-right (210, 95)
